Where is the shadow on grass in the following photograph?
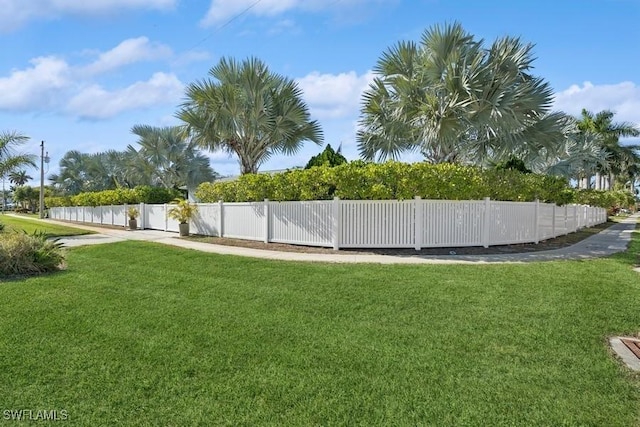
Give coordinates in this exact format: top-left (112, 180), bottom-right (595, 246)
top-left (0, 268), bottom-right (70, 284)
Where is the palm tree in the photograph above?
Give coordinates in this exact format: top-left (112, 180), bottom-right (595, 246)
top-left (576, 109), bottom-right (640, 189)
top-left (178, 57), bottom-right (323, 174)
top-left (1, 131), bottom-right (36, 179)
top-left (13, 185), bottom-right (38, 212)
top-left (49, 150), bottom-right (90, 195)
top-left (8, 170), bottom-right (33, 186)
top-left (130, 125), bottom-right (217, 190)
top-left (357, 22), bottom-right (567, 165)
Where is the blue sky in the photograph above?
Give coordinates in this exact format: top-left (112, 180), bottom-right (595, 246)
top-left (2, 0), bottom-right (639, 185)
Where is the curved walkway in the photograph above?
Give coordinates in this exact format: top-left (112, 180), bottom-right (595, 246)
top-left (9, 214), bottom-right (639, 264)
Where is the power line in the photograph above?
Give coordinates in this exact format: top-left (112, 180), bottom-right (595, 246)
top-left (189, 0), bottom-right (264, 51)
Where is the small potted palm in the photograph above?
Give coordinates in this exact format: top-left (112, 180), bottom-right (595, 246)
top-left (128, 207), bottom-right (139, 230)
top-left (167, 198), bottom-right (197, 236)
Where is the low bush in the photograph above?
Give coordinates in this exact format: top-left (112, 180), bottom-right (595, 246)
top-left (0, 232), bottom-right (65, 276)
top-left (574, 189), bottom-right (636, 214)
top-left (196, 162), bottom-right (574, 204)
top-left (45, 186), bottom-right (181, 207)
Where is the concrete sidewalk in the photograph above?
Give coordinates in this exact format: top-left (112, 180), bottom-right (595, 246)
top-left (7, 213), bottom-right (638, 264)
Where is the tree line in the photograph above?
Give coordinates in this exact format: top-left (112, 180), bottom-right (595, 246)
top-left (1, 22), bottom-right (638, 203)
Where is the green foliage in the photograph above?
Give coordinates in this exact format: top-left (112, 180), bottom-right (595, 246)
top-left (2, 241), bottom-right (640, 424)
top-left (45, 186), bottom-right (181, 207)
top-left (357, 23), bottom-right (566, 165)
top-left (0, 215), bottom-right (91, 238)
top-left (13, 185), bottom-right (39, 212)
top-left (167, 199), bottom-right (198, 224)
top-left (574, 189), bottom-right (636, 213)
top-left (179, 57), bottom-right (323, 174)
top-left (127, 207), bottom-right (139, 220)
top-left (196, 162), bottom-right (573, 204)
top-left (305, 144), bottom-right (348, 169)
top-left (133, 186), bottom-right (183, 204)
top-left (494, 157), bottom-right (532, 174)
top-left (50, 133), bottom-right (216, 196)
top-left (45, 196), bottom-right (72, 208)
top-left (0, 231), bottom-right (65, 276)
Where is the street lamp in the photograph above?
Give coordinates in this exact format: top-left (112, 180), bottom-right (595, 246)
top-left (39, 141), bottom-right (50, 219)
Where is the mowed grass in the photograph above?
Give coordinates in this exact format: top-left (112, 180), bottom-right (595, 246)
top-left (1, 235), bottom-right (640, 425)
top-left (0, 214), bottom-right (92, 237)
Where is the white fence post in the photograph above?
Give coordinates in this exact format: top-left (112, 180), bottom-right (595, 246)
top-left (534, 199), bottom-right (540, 244)
top-left (218, 200), bottom-right (224, 237)
top-left (552, 204), bottom-right (556, 238)
top-left (124, 203), bottom-right (128, 227)
top-left (139, 203), bottom-right (145, 230)
top-left (573, 205), bottom-right (578, 232)
top-left (332, 197), bottom-right (341, 250)
top-left (164, 203), bottom-right (168, 232)
top-left (264, 199), bottom-right (270, 244)
top-left (414, 196), bottom-right (422, 251)
top-left (482, 197), bottom-right (491, 248)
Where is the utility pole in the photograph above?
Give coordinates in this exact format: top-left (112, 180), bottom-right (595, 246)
top-left (39, 141), bottom-right (45, 219)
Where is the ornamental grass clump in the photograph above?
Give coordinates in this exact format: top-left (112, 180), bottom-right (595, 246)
top-left (0, 231), bottom-right (65, 276)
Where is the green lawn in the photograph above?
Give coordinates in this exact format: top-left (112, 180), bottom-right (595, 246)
top-left (1, 234), bottom-right (639, 425)
top-left (0, 214), bottom-right (92, 237)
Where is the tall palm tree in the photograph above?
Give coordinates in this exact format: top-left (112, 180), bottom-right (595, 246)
top-left (8, 170), bottom-right (33, 186)
top-left (576, 109), bottom-right (640, 189)
top-left (357, 22), bottom-right (567, 165)
top-left (178, 57), bottom-right (323, 174)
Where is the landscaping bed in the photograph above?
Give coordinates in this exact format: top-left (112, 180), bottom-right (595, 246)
top-left (185, 220), bottom-right (616, 256)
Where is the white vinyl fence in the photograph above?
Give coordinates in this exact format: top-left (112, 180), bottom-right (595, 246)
top-left (49, 198), bottom-right (607, 250)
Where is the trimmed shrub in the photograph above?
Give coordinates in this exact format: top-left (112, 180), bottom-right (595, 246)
top-left (0, 232), bottom-right (65, 276)
top-left (196, 162), bottom-right (574, 204)
top-left (574, 189), bottom-right (636, 214)
top-left (45, 186), bottom-right (181, 207)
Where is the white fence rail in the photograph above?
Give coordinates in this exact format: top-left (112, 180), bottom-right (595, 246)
top-left (49, 198), bottom-right (607, 250)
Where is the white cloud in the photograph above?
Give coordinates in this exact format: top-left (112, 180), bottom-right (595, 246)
top-left (172, 50), bottom-right (212, 67)
top-left (553, 81), bottom-right (640, 126)
top-left (201, 0), bottom-right (392, 26)
top-left (0, 37), bottom-right (188, 119)
top-left (83, 37), bottom-right (173, 75)
top-left (296, 70), bottom-right (374, 119)
top-left (67, 72), bottom-right (184, 119)
top-left (0, 56), bottom-right (71, 111)
top-left (0, 0), bottom-right (176, 32)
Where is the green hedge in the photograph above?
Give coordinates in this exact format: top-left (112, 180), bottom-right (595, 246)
top-left (573, 189), bottom-right (636, 213)
top-left (45, 186), bottom-right (181, 207)
top-left (196, 162), bottom-right (575, 205)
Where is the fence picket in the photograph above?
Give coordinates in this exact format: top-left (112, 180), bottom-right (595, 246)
top-left (49, 200), bottom-right (607, 250)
